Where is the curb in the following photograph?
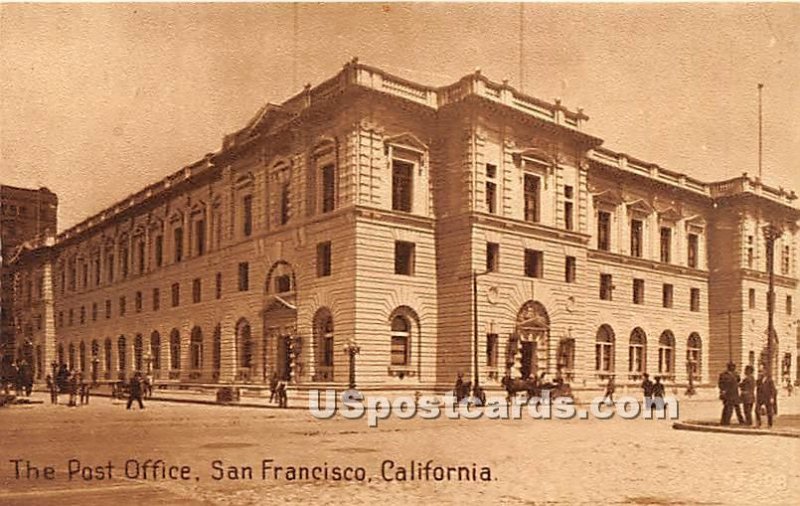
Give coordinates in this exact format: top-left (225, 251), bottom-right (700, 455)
top-left (93, 392), bottom-right (303, 410)
top-left (672, 421), bottom-right (800, 439)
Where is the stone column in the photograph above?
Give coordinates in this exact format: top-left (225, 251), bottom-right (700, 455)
top-left (218, 315), bottom-right (237, 383)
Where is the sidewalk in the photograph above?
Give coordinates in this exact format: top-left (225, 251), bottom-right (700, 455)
top-left (673, 395), bottom-right (800, 438)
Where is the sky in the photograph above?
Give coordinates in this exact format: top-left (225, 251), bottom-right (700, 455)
top-left (1, 3), bottom-right (799, 232)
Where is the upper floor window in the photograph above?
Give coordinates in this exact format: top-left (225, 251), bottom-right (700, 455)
top-left (154, 235), bottom-right (164, 268)
top-left (687, 233), bottom-right (699, 268)
top-left (215, 272), bottom-right (222, 299)
top-left (192, 278), bottom-right (202, 303)
top-left (321, 164), bottom-right (336, 213)
top-left (280, 182), bottom-right (291, 225)
top-left (524, 249), bottom-right (543, 278)
top-left (120, 244), bottom-right (129, 279)
top-left (787, 295), bottom-right (793, 315)
top-left (660, 227), bottom-right (672, 263)
top-left (565, 256), bottom-right (576, 283)
top-left (748, 288), bottom-right (756, 309)
top-left (136, 239), bottom-right (146, 273)
top-left (563, 185), bottom-right (574, 231)
top-left (597, 211), bottom-right (611, 251)
top-left (485, 164), bottom-right (497, 214)
top-left (781, 244), bottom-right (790, 275)
top-left (523, 174), bottom-right (540, 223)
top-left (690, 288), bottom-right (700, 312)
top-left (633, 278), bottom-right (645, 305)
top-left (390, 315), bottom-right (411, 366)
top-left (394, 241), bottom-right (416, 276)
top-left (135, 291), bottom-right (143, 313)
top-left (486, 242), bottom-right (500, 273)
top-left (171, 283), bottom-right (180, 307)
top-left (317, 242), bottom-right (332, 277)
top-left (600, 274), bottom-right (613, 301)
top-left (746, 235), bottom-right (754, 269)
top-left (242, 195), bottom-right (253, 237)
top-left (630, 219), bottom-right (643, 258)
top-left (238, 262), bottom-right (250, 292)
top-left (195, 218), bottom-right (206, 256)
top-left (662, 283), bottom-right (674, 308)
top-left (106, 253), bottom-right (115, 283)
top-left (392, 160), bottom-right (413, 212)
top-left (173, 227), bottom-right (184, 263)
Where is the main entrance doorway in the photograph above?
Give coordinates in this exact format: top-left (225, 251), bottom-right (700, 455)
top-left (514, 301), bottom-right (550, 379)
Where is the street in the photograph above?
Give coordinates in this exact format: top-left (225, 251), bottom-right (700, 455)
top-left (1, 393), bottom-right (798, 505)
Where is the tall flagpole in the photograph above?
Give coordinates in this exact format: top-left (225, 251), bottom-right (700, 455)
top-left (519, 3), bottom-right (524, 92)
top-left (758, 83), bottom-right (763, 180)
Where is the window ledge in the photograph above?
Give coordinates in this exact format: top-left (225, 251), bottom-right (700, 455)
top-left (387, 367), bottom-right (416, 379)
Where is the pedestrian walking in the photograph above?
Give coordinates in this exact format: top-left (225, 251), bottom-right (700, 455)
top-left (739, 365), bottom-right (756, 426)
top-left (144, 372), bottom-right (154, 398)
top-left (718, 362), bottom-right (745, 425)
top-left (127, 372), bottom-right (145, 410)
top-left (45, 374), bottom-right (58, 405)
top-left (269, 371), bottom-right (279, 404)
top-left (275, 379), bottom-right (288, 409)
top-left (601, 375), bottom-right (615, 405)
top-left (755, 372), bottom-right (777, 428)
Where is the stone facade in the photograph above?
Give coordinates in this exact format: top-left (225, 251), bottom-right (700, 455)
top-left (7, 60), bottom-right (800, 393)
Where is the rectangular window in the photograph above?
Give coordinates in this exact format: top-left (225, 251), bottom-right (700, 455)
top-left (82, 263), bottom-right (88, 289)
top-left (486, 333), bottom-right (498, 368)
top-left (121, 247), bottom-right (129, 278)
top-left (633, 278), bottom-right (645, 305)
top-left (524, 249), bottom-right (543, 278)
top-left (155, 235), bottom-right (164, 267)
top-left (107, 254), bottom-right (114, 283)
top-left (92, 302), bottom-right (98, 322)
top-left (392, 160), bottom-right (413, 212)
top-left (321, 164), bottom-right (335, 213)
top-left (174, 227), bottom-right (184, 263)
top-left (135, 291), bottom-right (143, 313)
top-left (687, 233), bottom-right (699, 268)
top-left (94, 257), bottom-right (101, 286)
top-left (660, 227), bottom-right (672, 263)
top-left (486, 242), bottom-right (499, 273)
top-left (137, 240), bottom-right (146, 273)
top-left (153, 288), bottom-right (160, 311)
top-left (690, 288), bottom-right (701, 312)
top-left (105, 299), bottom-right (111, 319)
top-left (597, 211), bottom-right (611, 251)
top-left (243, 195), bottom-right (253, 236)
top-left (564, 201), bottom-right (574, 231)
top-left (787, 295), bottom-right (793, 316)
top-left (280, 183), bottom-right (291, 225)
top-left (630, 219), bottom-right (643, 257)
top-left (600, 274), bottom-right (613, 301)
top-left (748, 288), bottom-right (756, 309)
top-left (192, 278), bottom-right (202, 303)
top-left (171, 283), bottom-right (180, 307)
top-left (523, 174), bottom-right (540, 223)
top-left (119, 296), bottom-right (126, 316)
top-left (58, 311), bottom-right (64, 327)
top-left (238, 262), bottom-right (249, 291)
top-left (195, 219), bottom-right (206, 256)
top-left (486, 182), bottom-right (497, 214)
top-left (394, 241), bottom-right (416, 276)
top-left (317, 242), bottom-right (332, 277)
top-left (215, 272), bottom-right (222, 300)
top-left (565, 256), bottom-right (576, 283)
top-left (662, 284), bottom-right (674, 308)
top-left (80, 306), bottom-right (86, 325)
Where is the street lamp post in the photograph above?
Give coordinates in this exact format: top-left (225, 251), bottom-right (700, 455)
top-left (763, 224), bottom-right (782, 380)
top-left (343, 338), bottom-right (360, 389)
top-left (472, 270), bottom-right (488, 404)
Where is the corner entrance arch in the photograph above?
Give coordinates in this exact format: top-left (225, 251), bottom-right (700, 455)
top-left (514, 300), bottom-right (550, 379)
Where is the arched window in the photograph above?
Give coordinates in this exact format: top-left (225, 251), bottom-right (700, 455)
top-left (687, 333), bottom-right (702, 377)
top-left (212, 324), bottom-right (221, 375)
top-left (104, 338), bottom-right (112, 374)
top-left (390, 316), bottom-right (411, 366)
top-left (190, 327), bottom-right (203, 370)
top-left (658, 330), bottom-right (675, 376)
top-left (628, 328), bottom-right (647, 374)
top-left (118, 336), bottom-right (127, 372)
top-left (314, 309), bottom-right (335, 379)
top-left (236, 319), bottom-right (252, 369)
top-left (79, 341), bottom-right (87, 372)
top-left (68, 343), bottom-right (75, 370)
top-left (134, 334), bottom-right (143, 371)
top-left (150, 332), bottom-right (161, 370)
top-left (595, 325), bottom-right (615, 373)
top-left (170, 329), bottom-right (181, 370)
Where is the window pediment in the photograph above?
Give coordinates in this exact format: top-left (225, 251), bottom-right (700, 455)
top-left (657, 207), bottom-right (683, 223)
top-left (626, 198), bottom-right (654, 216)
top-left (384, 132), bottom-right (428, 155)
top-left (592, 188), bottom-right (624, 206)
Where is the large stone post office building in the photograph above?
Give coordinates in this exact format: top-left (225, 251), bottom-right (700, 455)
top-left (7, 59), bottom-right (800, 393)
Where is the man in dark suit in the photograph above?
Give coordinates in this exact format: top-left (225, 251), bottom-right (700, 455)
top-left (755, 372), bottom-right (777, 428)
top-left (739, 365), bottom-right (756, 426)
top-left (718, 362), bottom-right (745, 425)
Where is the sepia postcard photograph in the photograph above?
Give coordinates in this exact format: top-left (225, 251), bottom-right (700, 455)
top-left (1, 2), bottom-right (799, 504)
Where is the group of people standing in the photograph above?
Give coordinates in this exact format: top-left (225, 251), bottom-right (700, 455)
top-left (0, 358), bottom-right (34, 397)
top-left (45, 363), bottom-right (90, 406)
top-left (600, 373), bottom-right (666, 406)
top-left (718, 362), bottom-right (777, 428)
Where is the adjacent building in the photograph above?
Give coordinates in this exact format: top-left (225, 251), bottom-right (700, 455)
top-left (7, 60), bottom-right (800, 394)
top-left (1, 185), bottom-right (58, 367)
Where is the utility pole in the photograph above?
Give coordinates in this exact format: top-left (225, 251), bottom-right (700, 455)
top-left (763, 224), bottom-right (782, 380)
top-left (758, 83), bottom-right (764, 179)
